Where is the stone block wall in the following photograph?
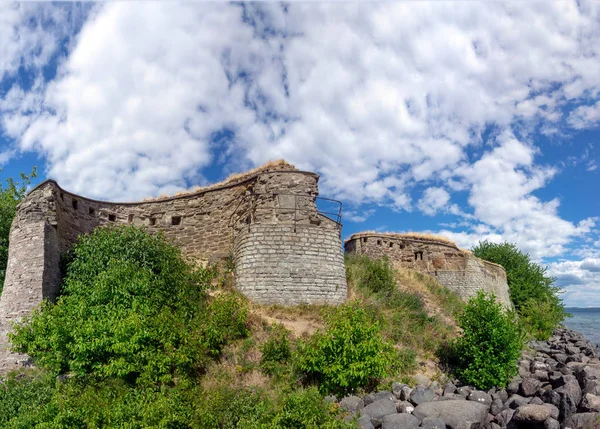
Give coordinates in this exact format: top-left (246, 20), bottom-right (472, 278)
top-left (344, 232), bottom-right (511, 307)
top-left (234, 224), bottom-right (347, 305)
top-left (0, 163), bottom-right (347, 371)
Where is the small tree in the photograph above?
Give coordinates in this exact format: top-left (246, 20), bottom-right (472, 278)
top-left (0, 167), bottom-right (37, 290)
top-left (297, 303), bottom-right (394, 395)
top-left (451, 291), bottom-right (523, 390)
top-left (472, 241), bottom-right (566, 339)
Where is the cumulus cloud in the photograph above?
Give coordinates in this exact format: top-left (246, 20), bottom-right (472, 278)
top-left (569, 101), bottom-right (600, 130)
top-left (548, 257), bottom-right (600, 306)
top-left (344, 209), bottom-right (375, 223)
top-left (1, 1), bottom-right (600, 262)
top-left (418, 187), bottom-right (450, 216)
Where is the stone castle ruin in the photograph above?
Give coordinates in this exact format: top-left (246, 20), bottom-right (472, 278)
top-left (0, 161), bottom-right (511, 370)
top-left (344, 232), bottom-right (511, 307)
top-left (0, 161), bottom-right (347, 369)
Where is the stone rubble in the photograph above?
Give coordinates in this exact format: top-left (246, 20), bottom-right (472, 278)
top-left (338, 328), bottom-right (600, 429)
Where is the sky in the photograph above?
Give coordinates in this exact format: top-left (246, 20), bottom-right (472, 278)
top-left (0, 2), bottom-right (599, 307)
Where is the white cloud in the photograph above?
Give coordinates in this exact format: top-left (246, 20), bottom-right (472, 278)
top-left (344, 209), bottom-right (375, 223)
top-left (548, 257), bottom-right (600, 307)
top-left (569, 101), bottom-right (600, 130)
top-left (418, 187), bottom-right (450, 216)
top-left (1, 1), bottom-right (599, 261)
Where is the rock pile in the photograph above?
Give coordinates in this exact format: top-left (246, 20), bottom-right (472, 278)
top-left (338, 328), bottom-right (600, 429)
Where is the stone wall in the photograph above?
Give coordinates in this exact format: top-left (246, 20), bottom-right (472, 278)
top-left (344, 232), bottom-right (511, 307)
top-left (234, 224), bottom-right (346, 305)
top-left (0, 163), bottom-right (346, 371)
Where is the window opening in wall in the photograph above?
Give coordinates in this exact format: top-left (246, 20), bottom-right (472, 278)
top-left (108, 214), bottom-right (116, 222)
top-left (362, 237), bottom-right (367, 243)
top-left (400, 244), bottom-right (405, 249)
top-left (149, 217), bottom-right (156, 226)
top-left (60, 192), bottom-right (64, 200)
top-left (377, 240), bottom-right (382, 245)
top-left (128, 214), bottom-right (134, 223)
top-left (172, 216), bottom-right (182, 226)
top-left (89, 207), bottom-right (95, 215)
top-left (389, 242), bottom-right (393, 248)
top-left (414, 251), bottom-right (423, 261)
top-left (72, 199), bottom-right (78, 210)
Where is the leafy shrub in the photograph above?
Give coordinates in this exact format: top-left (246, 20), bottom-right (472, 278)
top-left (472, 241), bottom-right (566, 339)
top-left (450, 291), bottom-right (523, 390)
top-left (345, 254), bottom-right (395, 294)
top-left (11, 226), bottom-right (247, 385)
top-left (260, 323), bottom-right (292, 376)
top-left (297, 303), bottom-right (394, 395)
top-left (270, 387), bottom-right (355, 429)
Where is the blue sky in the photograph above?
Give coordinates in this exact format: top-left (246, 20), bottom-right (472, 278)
top-left (1, 2), bottom-right (599, 306)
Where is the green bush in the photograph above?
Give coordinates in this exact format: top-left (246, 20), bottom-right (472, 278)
top-left (472, 241), bottom-right (566, 340)
top-left (10, 226), bottom-right (247, 385)
top-left (450, 291), bottom-right (523, 390)
top-left (270, 388), bottom-right (355, 429)
top-left (345, 254), bottom-right (396, 294)
top-left (297, 303), bottom-right (394, 396)
top-left (260, 323), bottom-right (292, 376)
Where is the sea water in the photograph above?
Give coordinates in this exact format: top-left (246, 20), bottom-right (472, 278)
top-left (564, 308), bottom-right (600, 346)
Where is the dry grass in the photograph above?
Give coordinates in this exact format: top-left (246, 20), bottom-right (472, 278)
top-left (346, 231), bottom-right (458, 247)
top-left (249, 302), bottom-right (325, 339)
top-left (143, 159), bottom-right (297, 202)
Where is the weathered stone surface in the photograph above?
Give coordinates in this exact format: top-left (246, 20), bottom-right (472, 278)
top-left (358, 415), bottom-right (375, 429)
top-left (396, 401), bottom-right (415, 414)
top-left (360, 399), bottom-right (398, 427)
top-left (344, 232), bottom-right (511, 307)
top-left (420, 416), bottom-right (446, 429)
top-left (0, 164), bottom-right (348, 370)
top-left (412, 400), bottom-right (489, 429)
top-left (520, 377), bottom-right (541, 397)
top-left (340, 395), bottom-right (364, 415)
top-left (579, 393), bottom-right (600, 412)
top-left (512, 404), bottom-right (551, 423)
top-left (381, 413), bottom-right (420, 429)
top-left (409, 385), bottom-right (435, 405)
top-left (468, 390), bottom-right (492, 407)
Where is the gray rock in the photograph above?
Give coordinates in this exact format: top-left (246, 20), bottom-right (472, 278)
top-left (381, 413), bottom-right (420, 429)
top-left (456, 386), bottom-right (471, 398)
top-left (375, 391), bottom-right (395, 402)
top-left (468, 390), bottom-right (492, 407)
top-left (543, 417), bottom-right (560, 429)
top-left (340, 395), bottom-right (364, 415)
top-left (358, 415), bottom-right (375, 429)
top-left (583, 379), bottom-right (600, 396)
top-left (494, 389), bottom-right (509, 403)
top-left (520, 377), bottom-right (541, 397)
top-left (542, 403), bottom-right (559, 420)
top-left (443, 382), bottom-right (457, 396)
top-left (420, 416), bottom-right (446, 429)
top-left (364, 393), bottom-right (377, 406)
top-left (554, 353), bottom-right (568, 364)
top-left (360, 399), bottom-right (398, 427)
top-left (506, 394), bottom-right (530, 409)
top-left (409, 385), bottom-right (435, 405)
top-left (495, 408), bottom-right (515, 427)
top-left (490, 398), bottom-right (503, 416)
top-left (507, 378), bottom-right (521, 395)
top-left (412, 400), bottom-right (488, 429)
top-left (579, 393), bottom-right (600, 412)
top-left (393, 383), bottom-right (409, 400)
top-left (512, 404), bottom-right (551, 423)
top-left (531, 361), bottom-right (551, 372)
top-left (413, 374), bottom-right (431, 387)
top-left (541, 389), bottom-right (561, 407)
top-left (556, 378), bottom-right (582, 420)
top-left (530, 397), bottom-right (544, 405)
top-left (532, 370), bottom-right (549, 382)
top-left (396, 401), bottom-right (415, 414)
top-left (562, 412), bottom-right (600, 429)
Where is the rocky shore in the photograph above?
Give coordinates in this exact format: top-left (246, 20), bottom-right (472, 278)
top-left (339, 328), bottom-right (600, 429)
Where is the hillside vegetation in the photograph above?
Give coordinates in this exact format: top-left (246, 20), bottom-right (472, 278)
top-left (0, 226), bottom-right (464, 428)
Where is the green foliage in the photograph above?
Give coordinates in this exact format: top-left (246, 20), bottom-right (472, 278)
top-left (0, 371), bottom-right (195, 428)
top-left (472, 241), bottom-right (566, 339)
top-left (0, 167), bottom-right (37, 290)
top-left (10, 225), bottom-right (247, 385)
top-left (270, 388), bottom-right (355, 429)
top-left (450, 291), bottom-right (523, 390)
top-left (297, 303), bottom-right (394, 396)
top-left (260, 323), bottom-right (292, 376)
top-left (345, 253), bottom-right (395, 294)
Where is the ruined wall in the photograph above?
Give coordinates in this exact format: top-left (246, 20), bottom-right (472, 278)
top-left (235, 224), bottom-right (346, 305)
top-left (344, 232), bottom-right (511, 307)
top-left (0, 164), bottom-right (346, 371)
